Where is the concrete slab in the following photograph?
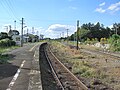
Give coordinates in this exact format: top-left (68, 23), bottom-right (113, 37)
top-left (28, 45), bottom-right (42, 90)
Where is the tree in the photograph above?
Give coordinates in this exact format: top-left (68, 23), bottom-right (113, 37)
top-left (0, 32), bottom-right (10, 40)
top-left (113, 23), bottom-right (120, 35)
top-left (109, 34), bottom-right (120, 51)
top-left (28, 34), bottom-right (39, 42)
top-left (94, 22), bottom-right (100, 30)
top-left (70, 22), bottom-right (113, 42)
top-left (78, 28), bottom-right (90, 41)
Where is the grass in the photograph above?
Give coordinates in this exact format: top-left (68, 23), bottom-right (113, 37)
top-left (70, 60), bottom-right (95, 78)
top-left (0, 46), bottom-right (19, 64)
top-left (50, 41), bottom-right (110, 79)
top-left (68, 41), bottom-right (102, 50)
top-left (50, 41), bottom-right (96, 78)
top-left (0, 54), bottom-right (10, 64)
top-left (50, 41), bottom-right (120, 89)
top-left (0, 46), bottom-right (19, 53)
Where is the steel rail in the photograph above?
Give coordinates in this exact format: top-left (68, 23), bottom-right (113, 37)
top-left (81, 48), bottom-right (120, 59)
top-left (48, 45), bottom-right (88, 90)
top-left (43, 45), bottom-right (65, 90)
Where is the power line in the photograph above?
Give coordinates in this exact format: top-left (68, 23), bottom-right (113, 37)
top-left (26, 17), bottom-right (76, 23)
top-left (0, 0), bottom-right (14, 19)
top-left (3, 0), bottom-right (19, 20)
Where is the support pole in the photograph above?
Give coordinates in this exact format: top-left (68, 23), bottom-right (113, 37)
top-left (67, 29), bottom-right (69, 44)
top-left (14, 20), bottom-right (16, 30)
top-left (77, 20), bottom-right (79, 50)
top-left (21, 18), bottom-right (24, 47)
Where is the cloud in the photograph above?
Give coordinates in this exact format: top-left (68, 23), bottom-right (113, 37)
top-left (99, 2), bottom-right (105, 7)
top-left (34, 27), bottom-right (45, 35)
top-left (69, 6), bottom-right (77, 10)
top-left (68, 0), bottom-right (74, 2)
top-left (0, 24), bottom-right (11, 32)
top-left (47, 24), bottom-right (66, 32)
top-left (45, 24), bottom-right (76, 38)
top-left (108, 25), bottom-right (113, 29)
top-left (95, 8), bottom-right (106, 13)
top-left (95, 1), bottom-right (120, 14)
top-left (107, 2), bottom-right (120, 14)
top-left (95, 2), bottom-right (106, 13)
top-left (115, 7), bottom-right (120, 11)
top-left (108, 1), bottom-right (120, 10)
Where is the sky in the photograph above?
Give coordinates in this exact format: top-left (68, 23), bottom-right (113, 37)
top-left (0, 0), bottom-right (120, 38)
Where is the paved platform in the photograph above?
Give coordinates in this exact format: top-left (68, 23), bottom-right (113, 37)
top-left (28, 45), bottom-right (43, 90)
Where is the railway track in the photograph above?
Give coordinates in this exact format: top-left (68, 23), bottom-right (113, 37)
top-left (68, 45), bottom-right (120, 60)
top-left (80, 48), bottom-right (120, 60)
top-left (40, 43), bottom-right (88, 90)
top-left (39, 43), bottom-right (60, 90)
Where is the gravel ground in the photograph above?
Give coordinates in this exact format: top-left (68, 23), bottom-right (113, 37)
top-left (49, 42), bottom-right (120, 90)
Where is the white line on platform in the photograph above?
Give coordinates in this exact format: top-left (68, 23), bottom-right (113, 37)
top-left (34, 54), bottom-right (35, 57)
top-left (6, 60), bottom-right (26, 90)
top-left (29, 43), bottom-right (39, 52)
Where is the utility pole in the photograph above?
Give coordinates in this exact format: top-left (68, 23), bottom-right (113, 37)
top-left (21, 18), bottom-right (24, 47)
top-left (4, 26), bottom-right (8, 33)
top-left (36, 31), bottom-right (39, 36)
top-left (62, 32), bottom-right (64, 38)
top-left (115, 24), bottom-right (118, 35)
top-left (77, 20), bottom-right (79, 50)
top-left (114, 23), bottom-right (118, 35)
top-left (14, 20), bottom-right (16, 30)
top-left (27, 28), bottom-right (29, 37)
top-left (67, 29), bottom-right (68, 38)
top-left (24, 30), bottom-right (26, 35)
top-left (9, 25), bottom-right (12, 31)
top-left (66, 29), bottom-right (69, 44)
top-left (32, 27), bottom-right (34, 34)
top-left (60, 33), bottom-right (61, 39)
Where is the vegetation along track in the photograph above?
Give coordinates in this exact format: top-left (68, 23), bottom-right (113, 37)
top-left (39, 42), bottom-right (88, 90)
top-left (81, 48), bottom-right (120, 61)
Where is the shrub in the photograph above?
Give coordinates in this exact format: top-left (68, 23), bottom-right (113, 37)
top-left (108, 34), bottom-right (120, 51)
top-left (100, 38), bottom-right (107, 45)
top-left (72, 60), bottom-right (95, 77)
top-left (0, 39), bottom-right (16, 47)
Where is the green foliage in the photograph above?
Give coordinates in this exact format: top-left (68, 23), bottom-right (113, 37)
top-left (0, 32), bottom-right (10, 40)
top-left (85, 38), bottom-right (91, 44)
top-left (70, 22), bottom-right (115, 42)
top-left (100, 38), bottom-right (107, 45)
top-left (113, 23), bottom-right (120, 35)
top-left (0, 39), bottom-right (16, 47)
top-left (84, 38), bottom-right (99, 45)
top-left (0, 45), bottom-right (19, 64)
top-left (78, 28), bottom-right (90, 41)
top-left (28, 34), bottom-right (39, 42)
top-left (108, 34), bottom-right (120, 51)
top-left (72, 60), bottom-right (95, 78)
top-left (0, 54), bottom-right (9, 64)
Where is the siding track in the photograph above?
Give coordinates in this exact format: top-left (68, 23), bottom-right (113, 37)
top-left (39, 43), bottom-right (88, 90)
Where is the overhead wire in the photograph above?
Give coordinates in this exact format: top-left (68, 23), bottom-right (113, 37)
top-left (0, 0), bottom-right (22, 31)
top-left (0, 0), bottom-right (76, 31)
top-left (0, 0), bottom-right (14, 20)
top-left (3, 0), bottom-right (20, 21)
